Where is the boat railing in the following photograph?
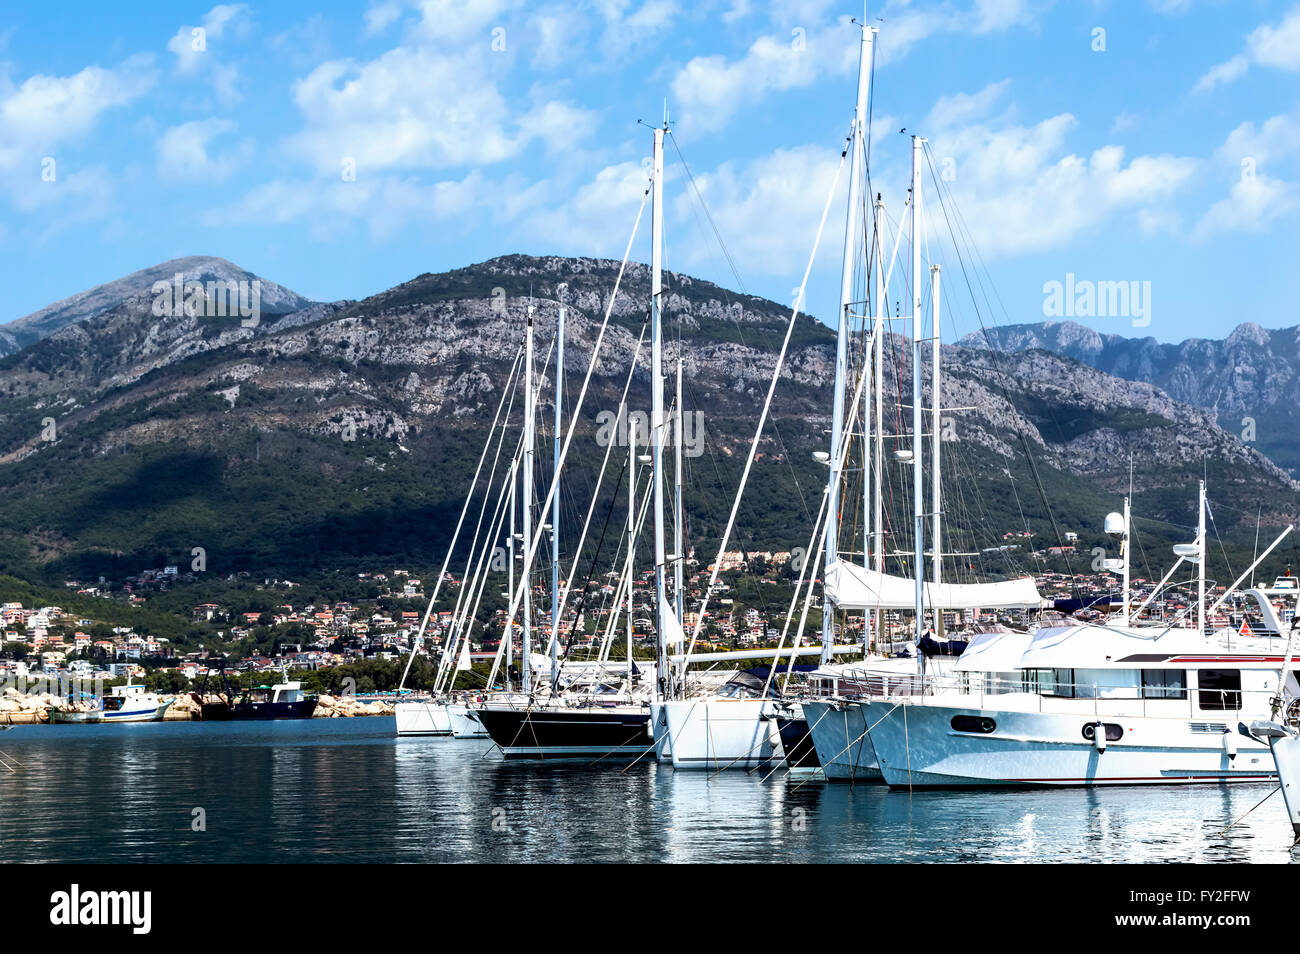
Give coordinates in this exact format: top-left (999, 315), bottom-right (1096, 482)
top-left (817, 672), bottom-right (1280, 720)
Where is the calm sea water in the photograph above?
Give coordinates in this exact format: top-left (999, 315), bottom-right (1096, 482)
top-left (0, 717), bottom-right (1294, 863)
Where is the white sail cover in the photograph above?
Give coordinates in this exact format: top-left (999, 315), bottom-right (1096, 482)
top-left (660, 610), bottom-right (686, 648)
top-left (824, 559), bottom-right (1046, 611)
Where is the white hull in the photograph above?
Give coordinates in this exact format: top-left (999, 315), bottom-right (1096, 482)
top-left (394, 701), bottom-right (452, 736)
top-left (1268, 733), bottom-right (1300, 834)
top-left (862, 697), bottom-right (1276, 788)
top-left (447, 704), bottom-right (488, 738)
top-left (663, 698), bottom-right (783, 771)
top-left (801, 700), bottom-right (882, 781)
top-left (49, 697), bottom-right (172, 724)
top-left (650, 701), bottom-right (672, 762)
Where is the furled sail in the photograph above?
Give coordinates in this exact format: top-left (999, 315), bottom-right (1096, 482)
top-left (660, 610), bottom-right (686, 647)
top-left (824, 559), bottom-right (1047, 611)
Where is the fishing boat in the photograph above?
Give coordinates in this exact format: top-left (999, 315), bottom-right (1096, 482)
top-left (193, 667), bottom-right (317, 721)
top-left (49, 682), bottom-right (172, 724)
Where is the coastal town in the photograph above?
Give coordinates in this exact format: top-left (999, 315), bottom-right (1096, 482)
top-left (3, 530), bottom-right (1289, 715)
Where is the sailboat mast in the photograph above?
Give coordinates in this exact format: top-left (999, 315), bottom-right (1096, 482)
top-left (651, 121), bottom-right (671, 697)
top-left (674, 355), bottom-right (685, 626)
top-left (522, 305), bottom-right (535, 693)
top-left (628, 422), bottom-right (637, 700)
top-left (551, 302), bottom-right (565, 691)
top-left (1121, 493), bottom-right (1131, 625)
top-left (824, 21), bottom-right (874, 665)
top-left (911, 135), bottom-right (926, 647)
top-left (506, 453), bottom-right (516, 689)
top-left (930, 263), bottom-right (942, 633)
top-left (872, 197), bottom-right (885, 647)
top-left (1197, 478), bottom-right (1207, 634)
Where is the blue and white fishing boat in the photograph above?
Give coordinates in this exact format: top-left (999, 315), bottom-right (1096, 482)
top-left (49, 682), bottom-right (172, 724)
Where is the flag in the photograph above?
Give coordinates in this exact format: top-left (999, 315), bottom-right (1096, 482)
top-left (1239, 618), bottom-right (1252, 637)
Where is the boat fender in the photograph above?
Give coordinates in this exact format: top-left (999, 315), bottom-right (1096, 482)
top-left (1223, 728), bottom-right (1237, 760)
top-left (1092, 720), bottom-right (1106, 753)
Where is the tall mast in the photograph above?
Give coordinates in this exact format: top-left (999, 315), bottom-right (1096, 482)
top-left (930, 263), bottom-right (942, 635)
top-left (674, 355), bottom-right (685, 626)
top-left (506, 453), bottom-right (516, 689)
top-left (550, 301), bottom-right (565, 691)
top-left (522, 304), bottom-right (535, 693)
top-left (1121, 494), bottom-right (1131, 626)
top-left (628, 422), bottom-right (637, 701)
top-left (1197, 477), bottom-right (1206, 634)
top-left (1121, 455), bottom-right (1133, 626)
top-left (652, 119), bottom-right (671, 697)
top-left (823, 21), bottom-right (874, 665)
top-left (911, 135), bottom-right (926, 650)
top-left (872, 197), bottom-right (885, 648)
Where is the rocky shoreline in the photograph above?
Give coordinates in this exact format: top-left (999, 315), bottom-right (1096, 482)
top-left (0, 687), bottom-right (394, 723)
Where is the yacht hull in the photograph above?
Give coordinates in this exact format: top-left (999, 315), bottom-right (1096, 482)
top-left (476, 705), bottom-right (652, 759)
top-left (199, 699), bottom-right (317, 721)
top-left (1267, 733), bottom-right (1300, 834)
top-left (447, 703), bottom-right (488, 739)
top-left (862, 699), bottom-right (1276, 788)
top-left (49, 700), bottom-right (173, 724)
top-left (662, 698), bottom-right (783, 771)
top-left (801, 700), bottom-right (881, 781)
top-left (394, 701), bottom-right (452, 736)
top-left (650, 701), bottom-right (672, 762)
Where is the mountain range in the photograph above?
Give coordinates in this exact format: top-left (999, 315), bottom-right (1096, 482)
top-left (0, 256), bottom-right (1296, 590)
top-left (960, 320), bottom-right (1300, 477)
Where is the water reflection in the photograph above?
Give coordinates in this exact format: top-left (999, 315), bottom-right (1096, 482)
top-left (0, 718), bottom-right (1294, 863)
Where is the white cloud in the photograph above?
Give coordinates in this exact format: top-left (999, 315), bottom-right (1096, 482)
top-left (213, 171), bottom-right (494, 241)
top-left (671, 1), bottom-right (1044, 135)
top-left (284, 31), bottom-right (595, 173)
top-left (1194, 4), bottom-right (1300, 91)
top-left (671, 145), bottom-right (845, 274)
top-left (408, 0), bottom-right (517, 43)
top-left (1218, 104), bottom-right (1300, 169)
top-left (166, 4), bottom-right (250, 105)
top-left (0, 55), bottom-right (156, 173)
top-left (1193, 173), bottom-right (1298, 238)
top-left (916, 100), bottom-right (1198, 258)
top-left (1111, 111), bottom-right (1139, 134)
top-left (156, 118), bottom-right (254, 181)
top-left (1192, 102), bottom-right (1300, 237)
top-left (928, 79), bottom-right (1012, 130)
top-left (364, 1), bottom-right (404, 34)
top-left (518, 160), bottom-right (651, 254)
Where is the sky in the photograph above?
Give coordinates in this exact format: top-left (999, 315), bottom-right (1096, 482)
top-left (0, 0), bottom-right (1297, 344)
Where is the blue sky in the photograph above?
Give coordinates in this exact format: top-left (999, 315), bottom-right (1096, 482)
top-left (0, 0), bottom-right (1297, 343)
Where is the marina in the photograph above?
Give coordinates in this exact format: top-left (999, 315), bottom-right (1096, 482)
top-left (1, 716), bottom-right (1297, 864)
top-left (3, 0), bottom-right (1300, 910)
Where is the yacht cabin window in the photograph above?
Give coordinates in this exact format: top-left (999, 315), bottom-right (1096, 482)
top-left (1038, 668), bottom-right (1187, 700)
top-left (1196, 670), bottom-right (1242, 711)
top-left (1140, 669), bottom-right (1187, 699)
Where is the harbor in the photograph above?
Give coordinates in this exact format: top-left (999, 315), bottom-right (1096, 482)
top-left (3, 0), bottom-right (1300, 911)
top-left (0, 717), bottom-right (1295, 864)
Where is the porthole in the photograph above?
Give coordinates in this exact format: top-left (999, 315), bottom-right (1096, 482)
top-left (950, 715), bottom-right (996, 734)
top-left (1082, 722), bottom-right (1123, 742)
